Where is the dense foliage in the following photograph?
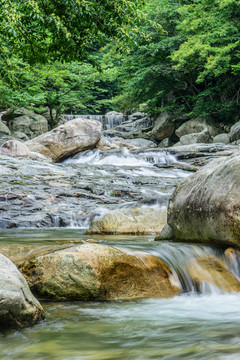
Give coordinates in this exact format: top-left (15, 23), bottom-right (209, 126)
top-left (1, 0), bottom-right (240, 127)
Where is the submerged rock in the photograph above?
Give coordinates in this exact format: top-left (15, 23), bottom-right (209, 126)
top-left (0, 254), bottom-right (44, 329)
top-left (186, 255), bottom-right (240, 293)
top-left (87, 207), bottom-right (167, 235)
top-left (165, 153), bottom-right (240, 246)
top-left (26, 118), bottom-right (102, 162)
top-left (20, 243), bottom-right (180, 300)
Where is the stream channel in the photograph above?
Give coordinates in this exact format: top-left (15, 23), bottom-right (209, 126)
top-left (0, 148), bottom-right (240, 359)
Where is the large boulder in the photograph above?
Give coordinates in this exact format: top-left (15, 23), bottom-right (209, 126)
top-left (164, 153), bottom-right (240, 246)
top-left (152, 111), bottom-right (175, 141)
top-left (175, 117), bottom-right (220, 138)
top-left (0, 254), bottom-right (44, 329)
top-left (186, 255), bottom-right (240, 293)
top-left (20, 243), bottom-right (180, 300)
top-left (0, 140), bottom-right (30, 157)
top-left (87, 207), bottom-right (167, 235)
top-left (26, 118), bottom-right (102, 162)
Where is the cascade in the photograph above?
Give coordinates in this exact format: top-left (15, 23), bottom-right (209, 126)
top-left (62, 113), bottom-right (127, 130)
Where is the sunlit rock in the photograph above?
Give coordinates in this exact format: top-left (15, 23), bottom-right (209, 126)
top-left (87, 207), bottom-right (167, 235)
top-left (26, 118), bottom-right (102, 162)
top-left (20, 243), bottom-right (180, 300)
top-left (186, 255), bottom-right (240, 293)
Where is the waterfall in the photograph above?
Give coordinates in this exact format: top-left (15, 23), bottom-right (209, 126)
top-left (62, 113), bottom-right (127, 130)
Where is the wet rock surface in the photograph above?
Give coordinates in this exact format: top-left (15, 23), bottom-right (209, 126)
top-left (0, 148), bottom-right (190, 229)
top-left (0, 253), bottom-right (44, 329)
top-left (186, 255), bottom-right (240, 293)
top-left (20, 243), bottom-right (180, 300)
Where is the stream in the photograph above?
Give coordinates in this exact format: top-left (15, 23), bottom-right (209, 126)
top-left (0, 147), bottom-right (240, 359)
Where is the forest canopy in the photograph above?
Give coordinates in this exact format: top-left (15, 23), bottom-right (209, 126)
top-left (1, 0), bottom-right (240, 127)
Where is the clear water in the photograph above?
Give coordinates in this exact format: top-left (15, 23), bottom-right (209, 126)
top-left (0, 230), bottom-right (240, 360)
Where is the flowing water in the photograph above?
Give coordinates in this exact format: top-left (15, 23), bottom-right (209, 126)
top-left (0, 230), bottom-right (240, 360)
top-left (1, 147), bottom-right (240, 359)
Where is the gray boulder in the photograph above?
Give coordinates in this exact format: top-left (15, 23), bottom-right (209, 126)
top-left (11, 131), bottom-right (30, 141)
top-left (152, 111), bottom-right (175, 141)
top-left (176, 117), bottom-right (221, 138)
top-left (213, 133), bottom-right (230, 144)
top-left (26, 118), bottom-right (102, 162)
top-left (179, 129), bottom-right (212, 145)
top-left (0, 254), bottom-right (44, 329)
top-left (164, 153), bottom-right (240, 247)
top-left (10, 114), bottom-right (48, 139)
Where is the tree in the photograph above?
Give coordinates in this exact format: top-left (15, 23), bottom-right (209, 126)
top-left (0, 0), bottom-right (152, 65)
top-left (171, 0), bottom-right (240, 122)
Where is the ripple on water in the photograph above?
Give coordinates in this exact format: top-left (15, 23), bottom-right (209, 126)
top-left (1, 294), bottom-right (240, 360)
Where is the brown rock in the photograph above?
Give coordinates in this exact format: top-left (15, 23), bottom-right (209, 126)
top-left (26, 118), bottom-right (102, 162)
top-left (20, 243), bottom-right (180, 301)
top-left (186, 255), bottom-right (240, 293)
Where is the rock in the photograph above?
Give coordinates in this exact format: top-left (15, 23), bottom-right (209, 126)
top-left (2, 107), bottom-right (38, 121)
top-left (166, 143), bottom-right (237, 167)
top-left (20, 243), bottom-right (180, 300)
top-left (213, 133), bottom-right (230, 144)
top-left (158, 138), bottom-right (174, 148)
top-left (9, 114), bottom-right (48, 139)
top-left (29, 151), bottom-right (52, 162)
top-left (175, 117), bottom-right (221, 138)
top-left (96, 136), bottom-right (118, 150)
top-left (0, 120), bottom-right (10, 135)
top-left (230, 121), bottom-right (240, 142)
top-left (0, 254), bottom-right (44, 329)
top-left (114, 117), bottom-right (153, 133)
top-left (167, 153), bottom-right (240, 246)
top-left (0, 135), bottom-right (16, 146)
top-left (0, 140), bottom-right (30, 157)
top-left (11, 131), bottom-right (30, 141)
top-left (129, 112), bottom-right (146, 120)
top-left (87, 207), bottom-right (167, 235)
top-left (26, 118), bottom-right (102, 162)
top-left (155, 224), bottom-right (173, 241)
top-left (152, 111), bottom-right (175, 141)
top-left (122, 138), bottom-right (156, 149)
top-left (41, 108), bottom-right (57, 122)
top-left (186, 255), bottom-right (240, 293)
top-left (179, 129), bottom-right (212, 145)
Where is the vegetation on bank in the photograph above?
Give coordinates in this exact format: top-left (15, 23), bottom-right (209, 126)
top-left (1, 0), bottom-right (240, 128)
